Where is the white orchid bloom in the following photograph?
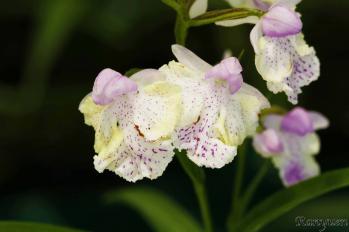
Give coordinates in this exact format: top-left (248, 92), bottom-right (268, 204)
top-left (163, 45), bottom-right (270, 168)
top-left (79, 45), bottom-right (269, 181)
top-left (79, 69), bottom-right (180, 182)
top-left (218, 0), bottom-right (320, 104)
top-left (253, 107), bottom-right (329, 186)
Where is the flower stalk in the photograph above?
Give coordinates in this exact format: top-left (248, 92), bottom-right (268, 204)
top-left (194, 182), bottom-right (213, 232)
top-left (226, 143), bottom-right (246, 232)
top-left (240, 160), bottom-right (270, 215)
top-left (173, 2), bottom-right (212, 231)
top-left (176, 152), bottom-right (213, 232)
top-left (175, 14), bottom-right (189, 45)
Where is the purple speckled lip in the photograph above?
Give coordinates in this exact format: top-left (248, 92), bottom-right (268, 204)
top-left (281, 107), bottom-right (314, 136)
top-left (262, 5), bottom-right (302, 37)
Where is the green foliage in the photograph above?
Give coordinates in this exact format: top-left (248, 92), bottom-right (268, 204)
top-left (104, 187), bottom-right (203, 232)
top-left (234, 167), bottom-right (349, 232)
top-left (0, 221), bottom-right (85, 232)
top-left (0, 0), bottom-right (88, 115)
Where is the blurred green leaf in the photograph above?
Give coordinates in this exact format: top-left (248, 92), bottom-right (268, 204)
top-left (104, 187), bottom-right (203, 232)
top-left (0, 221), bottom-right (85, 232)
top-left (235, 167), bottom-right (349, 232)
top-left (0, 0), bottom-right (88, 115)
top-left (161, 0), bottom-right (180, 12)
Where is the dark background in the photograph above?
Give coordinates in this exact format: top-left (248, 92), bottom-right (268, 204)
top-left (0, 0), bottom-right (348, 231)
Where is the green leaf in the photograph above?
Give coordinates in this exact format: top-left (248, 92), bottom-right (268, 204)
top-left (104, 187), bottom-right (203, 232)
top-left (0, 0), bottom-right (88, 115)
top-left (176, 149), bottom-right (205, 184)
top-left (236, 167), bottom-right (349, 232)
top-left (0, 221), bottom-right (85, 232)
top-left (189, 8), bottom-right (263, 27)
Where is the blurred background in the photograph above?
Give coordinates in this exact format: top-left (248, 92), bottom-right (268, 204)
top-left (0, 0), bottom-right (348, 231)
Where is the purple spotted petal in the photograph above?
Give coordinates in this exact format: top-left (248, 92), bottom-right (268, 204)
top-left (205, 57), bottom-right (243, 94)
top-left (281, 107), bottom-right (314, 136)
top-left (91, 96), bottom-right (175, 182)
top-left (282, 161), bottom-right (305, 186)
top-left (253, 129), bottom-right (284, 157)
top-left (256, 35), bottom-right (320, 104)
top-left (92, 68), bottom-right (138, 105)
top-left (174, 83), bottom-right (237, 168)
top-left (262, 5), bottom-right (302, 37)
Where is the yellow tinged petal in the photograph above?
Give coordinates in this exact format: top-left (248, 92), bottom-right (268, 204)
top-left (236, 93), bottom-right (262, 135)
top-left (294, 34), bottom-right (314, 56)
top-left (94, 125), bottom-right (123, 157)
top-left (255, 37), bottom-right (293, 83)
top-left (78, 94), bottom-right (104, 129)
top-left (215, 107), bottom-right (231, 145)
top-left (135, 81), bottom-right (182, 141)
top-left (79, 94), bottom-right (124, 159)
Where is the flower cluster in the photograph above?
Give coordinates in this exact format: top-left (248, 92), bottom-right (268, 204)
top-left (79, 45), bottom-right (269, 182)
top-left (253, 107), bottom-right (328, 186)
top-left (79, 0), bottom-right (328, 186)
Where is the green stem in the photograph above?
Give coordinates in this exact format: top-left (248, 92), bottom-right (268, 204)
top-left (240, 160), bottom-right (270, 215)
top-left (175, 14), bottom-right (189, 45)
top-left (171, 0), bottom-right (211, 228)
top-left (228, 160), bottom-right (270, 232)
top-left (194, 182), bottom-right (213, 232)
top-left (176, 153), bottom-right (213, 232)
top-left (189, 8), bottom-right (263, 27)
top-left (233, 145), bottom-right (246, 209)
top-left (227, 143), bottom-right (246, 231)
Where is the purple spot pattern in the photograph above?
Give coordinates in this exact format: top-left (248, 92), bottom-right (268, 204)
top-left (174, 82), bottom-right (237, 168)
top-left (262, 36), bottom-right (320, 104)
top-left (160, 62), bottom-right (207, 127)
top-left (93, 93), bottom-right (174, 182)
top-left (133, 88), bottom-right (177, 140)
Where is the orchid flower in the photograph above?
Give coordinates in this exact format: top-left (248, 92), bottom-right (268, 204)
top-left (79, 69), bottom-right (181, 182)
top-left (253, 107), bottom-right (329, 186)
top-left (162, 45), bottom-right (270, 168)
top-left (79, 44), bottom-right (270, 181)
top-left (218, 0), bottom-right (320, 104)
